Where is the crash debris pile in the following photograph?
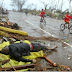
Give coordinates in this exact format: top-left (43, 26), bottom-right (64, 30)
top-left (0, 17), bottom-right (20, 30)
top-left (0, 55), bottom-right (71, 71)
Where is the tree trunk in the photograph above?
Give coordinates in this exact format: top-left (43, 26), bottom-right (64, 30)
top-left (69, 0), bottom-right (72, 12)
top-left (61, 0), bottom-right (63, 11)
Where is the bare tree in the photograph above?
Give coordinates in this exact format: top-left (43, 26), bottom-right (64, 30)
top-left (11, 0), bottom-right (26, 11)
top-left (61, 0), bottom-right (63, 11)
top-left (68, 0), bottom-right (72, 12)
top-left (27, 3), bottom-right (34, 10)
top-left (58, 0), bottom-right (66, 12)
top-left (40, 0), bottom-right (49, 13)
top-left (0, 0), bottom-right (4, 8)
top-left (0, 0), bottom-right (4, 14)
top-left (56, 0), bottom-right (60, 10)
top-left (49, 0), bottom-right (56, 10)
top-left (42, 2), bottom-right (48, 12)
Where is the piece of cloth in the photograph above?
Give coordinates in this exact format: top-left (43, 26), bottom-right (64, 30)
top-left (0, 41), bottom-right (46, 63)
top-left (30, 44), bottom-right (33, 51)
top-left (9, 43), bottom-right (32, 62)
top-left (64, 15), bottom-right (72, 23)
top-left (0, 40), bottom-right (33, 63)
top-left (0, 41), bottom-right (44, 71)
top-left (0, 50), bottom-right (43, 71)
top-left (0, 40), bottom-right (31, 51)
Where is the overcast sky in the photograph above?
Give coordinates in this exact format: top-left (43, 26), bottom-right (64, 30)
top-left (0, 0), bottom-right (71, 11)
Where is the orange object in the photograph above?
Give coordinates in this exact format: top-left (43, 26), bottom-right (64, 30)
top-left (43, 55), bottom-right (57, 67)
top-left (60, 65), bottom-right (70, 71)
top-left (4, 18), bottom-right (10, 25)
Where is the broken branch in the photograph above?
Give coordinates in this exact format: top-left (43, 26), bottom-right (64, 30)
top-left (47, 46), bottom-right (58, 50)
top-left (0, 64), bottom-right (35, 71)
top-left (43, 55), bottom-right (57, 67)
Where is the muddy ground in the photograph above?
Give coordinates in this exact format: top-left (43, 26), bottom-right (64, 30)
top-left (1, 11), bottom-right (72, 71)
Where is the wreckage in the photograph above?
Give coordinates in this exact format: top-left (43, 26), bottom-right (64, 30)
top-left (0, 16), bottom-right (71, 71)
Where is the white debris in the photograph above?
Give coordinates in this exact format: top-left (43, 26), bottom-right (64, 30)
top-left (54, 63), bottom-right (56, 65)
top-left (68, 57), bottom-right (71, 60)
top-left (48, 44), bottom-right (50, 47)
top-left (68, 55), bottom-right (72, 57)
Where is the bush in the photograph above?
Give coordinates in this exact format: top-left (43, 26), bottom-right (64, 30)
top-left (46, 12), bottom-right (52, 17)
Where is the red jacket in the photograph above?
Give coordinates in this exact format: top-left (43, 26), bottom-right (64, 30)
top-left (40, 11), bottom-right (45, 17)
top-left (64, 15), bottom-right (72, 22)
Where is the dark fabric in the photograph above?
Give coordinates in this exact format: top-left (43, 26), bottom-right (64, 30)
top-left (12, 23), bottom-right (19, 29)
top-left (31, 43), bottom-right (47, 52)
top-left (0, 42), bottom-right (47, 62)
top-left (9, 43), bottom-right (32, 62)
top-left (1, 46), bottom-right (9, 55)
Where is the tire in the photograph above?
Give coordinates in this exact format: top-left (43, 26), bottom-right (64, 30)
top-left (40, 19), bottom-right (43, 25)
top-left (69, 25), bottom-right (72, 34)
top-left (43, 20), bottom-right (46, 25)
top-left (60, 24), bottom-right (65, 31)
top-left (40, 21), bottom-right (42, 25)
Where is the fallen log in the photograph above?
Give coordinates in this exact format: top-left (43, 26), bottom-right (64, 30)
top-left (0, 64), bottom-right (35, 71)
top-left (0, 26), bottom-right (28, 36)
top-left (25, 36), bottom-right (59, 41)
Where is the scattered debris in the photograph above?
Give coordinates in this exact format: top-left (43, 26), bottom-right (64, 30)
top-left (62, 42), bottom-right (67, 47)
top-left (0, 17), bottom-right (20, 30)
top-left (25, 36), bottom-right (60, 41)
top-left (65, 39), bottom-right (69, 42)
top-left (0, 64), bottom-right (35, 71)
top-left (62, 41), bottom-right (72, 47)
top-left (0, 15), bottom-right (72, 71)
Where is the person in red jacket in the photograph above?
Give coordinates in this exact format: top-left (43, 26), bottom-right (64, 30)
top-left (64, 12), bottom-right (72, 29)
top-left (40, 9), bottom-right (45, 22)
